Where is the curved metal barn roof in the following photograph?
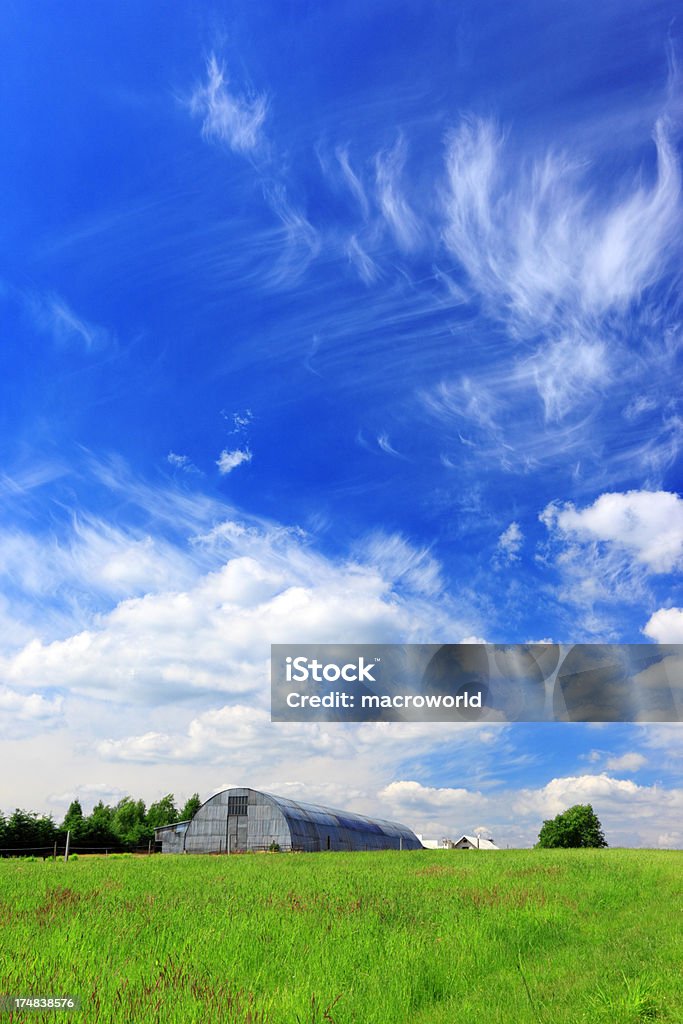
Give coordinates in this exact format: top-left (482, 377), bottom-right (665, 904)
top-left (177, 787), bottom-right (423, 853)
top-left (265, 791), bottom-right (422, 845)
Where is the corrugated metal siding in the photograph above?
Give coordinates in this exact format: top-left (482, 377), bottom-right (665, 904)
top-left (179, 788), bottom-right (422, 854)
top-left (154, 821), bottom-right (189, 854)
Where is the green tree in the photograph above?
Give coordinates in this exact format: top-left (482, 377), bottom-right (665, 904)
top-left (4, 809), bottom-right (57, 850)
top-left (536, 804), bottom-right (607, 848)
top-left (179, 793), bottom-right (202, 821)
top-left (62, 799), bottom-right (85, 840)
top-left (79, 801), bottom-right (120, 851)
top-left (147, 794), bottom-right (178, 830)
top-left (113, 797), bottom-right (151, 849)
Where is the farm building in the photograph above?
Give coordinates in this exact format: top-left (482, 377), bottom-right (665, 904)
top-left (416, 835), bottom-right (453, 849)
top-left (154, 787), bottom-right (423, 853)
top-left (452, 835), bottom-right (499, 850)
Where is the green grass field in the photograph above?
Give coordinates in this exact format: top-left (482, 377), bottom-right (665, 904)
top-left (1, 849), bottom-right (681, 1023)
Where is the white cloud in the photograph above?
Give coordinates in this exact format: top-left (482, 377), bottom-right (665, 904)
top-left (335, 145), bottom-right (370, 218)
top-left (514, 772), bottom-right (648, 817)
top-left (47, 783), bottom-right (128, 811)
top-left (643, 607), bottom-right (683, 642)
top-left (421, 376), bottom-right (500, 431)
top-left (604, 752), bottom-right (647, 772)
top-left (526, 335), bottom-right (608, 421)
top-left (375, 136), bottom-right (421, 251)
top-left (542, 490), bottom-right (683, 574)
top-left (353, 533), bottom-right (443, 597)
top-left (0, 686), bottom-right (63, 722)
top-left (2, 520), bottom-right (473, 708)
top-left (442, 116), bottom-right (681, 334)
top-left (216, 448), bottom-right (252, 474)
top-left (0, 518), bottom-right (199, 610)
top-left (28, 292), bottom-right (112, 351)
top-left (167, 452), bottom-right (199, 474)
top-left (345, 236), bottom-right (380, 284)
top-left (262, 184), bottom-right (321, 286)
top-left (189, 54), bottom-right (267, 154)
top-left (380, 780), bottom-right (485, 814)
top-left (496, 522), bottom-right (523, 563)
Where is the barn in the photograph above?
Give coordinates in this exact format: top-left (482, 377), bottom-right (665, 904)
top-left (154, 787), bottom-right (423, 853)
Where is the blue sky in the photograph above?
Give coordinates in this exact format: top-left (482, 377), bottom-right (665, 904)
top-left (1, 1), bottom-right (682, 847)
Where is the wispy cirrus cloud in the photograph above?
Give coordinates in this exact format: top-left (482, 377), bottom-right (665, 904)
top-left (188, 54), bottom-right (267, 155)
top-left (167, 452), bottom-right (200, 474)
top-left (375, 135), bottom-right (422, 252)
top-left (27, 292), bottom-right (113, 351)
top-left (261, 184), bottom-right (320, 286)
top-left (442, 116), bottom-right (682, 334)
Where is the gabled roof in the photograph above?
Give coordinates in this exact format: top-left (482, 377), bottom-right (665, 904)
top-left (456, 835), bottom-right (499, 849)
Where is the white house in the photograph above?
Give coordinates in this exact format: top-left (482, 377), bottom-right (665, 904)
top-left (452, 834), bottom-right (499, 850)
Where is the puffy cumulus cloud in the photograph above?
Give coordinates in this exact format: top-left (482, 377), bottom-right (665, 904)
top-left (0, 686), bottom-right (63, 722)
top-left (508, 771), bottom-right (683, 847)
top-left (603, 752), bottom-right (647, 772)
top-left (188, 55), bottom-right (267, 155)
top-left (542, 490), bottom-right (683, 574)
top-left (216, 448), bottom-right (252, 475)
top-left (97, 705), bottom-right (349, 766)
top-left (97, 710), bottom-right (500, 773)
top-left (380, 780), bottom-right (485, 813)
top-left (513, 772), bottom-right (669, 819)
top-left (2, 522), bottom-right (474, 708)
top-left (538, 491), bottom-right (683, 619)
top-left (643, 607), bottom-right (683, 642)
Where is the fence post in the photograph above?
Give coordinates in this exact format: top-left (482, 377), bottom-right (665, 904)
top-left (53, 842), bottom-right (57, 861)
top-left (148, 839), bottom-right (152, 855)
top-left (63, 830), bottom-right (70, 863)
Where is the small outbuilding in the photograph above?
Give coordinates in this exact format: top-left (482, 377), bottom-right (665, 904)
top-left (155, 787), bottom-right (423, 853)
top-left (452, 835), bottom-right (499, 850)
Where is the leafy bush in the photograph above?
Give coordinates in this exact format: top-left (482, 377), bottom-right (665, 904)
top-left (536, 804), bottom-right (607, 848)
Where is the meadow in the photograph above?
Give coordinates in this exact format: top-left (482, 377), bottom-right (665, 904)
top-left (0, 849), bottom-right (681, 1024)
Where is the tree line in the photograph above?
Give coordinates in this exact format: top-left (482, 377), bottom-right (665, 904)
top-left (0, 793), bottom-right (202, 853)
